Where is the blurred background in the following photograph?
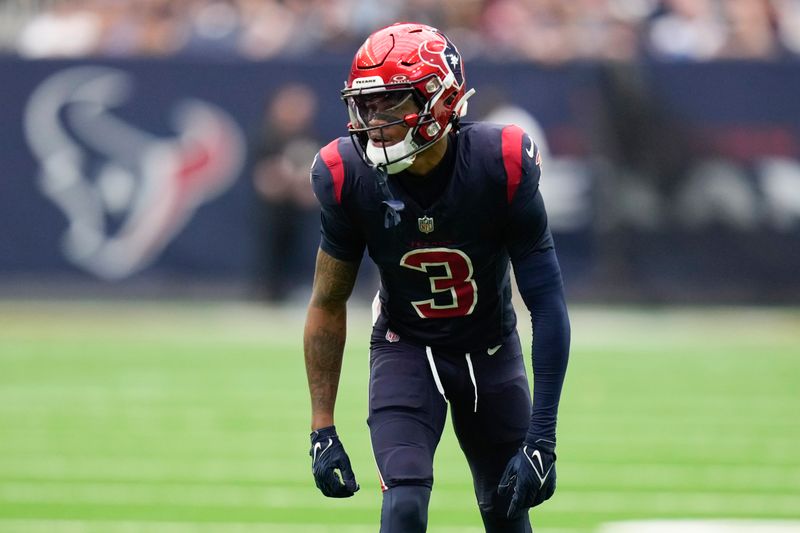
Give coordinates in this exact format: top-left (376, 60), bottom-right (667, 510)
top-left (0, 1), bottom-right (799, 532)
top-left (2, 0), bottom-right (800, 302)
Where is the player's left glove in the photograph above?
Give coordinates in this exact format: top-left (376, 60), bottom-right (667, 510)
top-left (498, 438), bottom-right (556, 519)
top-left (309, 425), bottom-right (360, 498)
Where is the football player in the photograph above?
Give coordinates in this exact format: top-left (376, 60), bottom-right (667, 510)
top-left (304, 22), bottom-right (570, 532)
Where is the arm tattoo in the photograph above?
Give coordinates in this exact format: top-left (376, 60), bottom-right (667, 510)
top-left (304, 250), bottom-right (360, 421)
top-left (310, 250), bottom-right (359, 310)
top-left (305, 325), bottom-right (346, 416)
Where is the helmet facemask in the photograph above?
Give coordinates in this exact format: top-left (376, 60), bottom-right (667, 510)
top-left (343, 77), bottom-right (447, 174)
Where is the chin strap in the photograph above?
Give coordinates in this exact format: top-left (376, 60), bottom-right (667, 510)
top-left (374, 166), bottom-right (404, 228)
top-left (454, 88), bottom-right (476, 118)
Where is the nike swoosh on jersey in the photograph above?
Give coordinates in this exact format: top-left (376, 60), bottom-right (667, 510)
top-left (525, 139), bottom-right (535, 159)
top-left (487, 344), bottom-right (502, 355)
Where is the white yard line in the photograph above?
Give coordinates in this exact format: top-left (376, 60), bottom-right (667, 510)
top-left (3, 458), bottom-right (800, 489)
top-left (600, 520), bottom-right (800, 533)
top-left (1, 481), bottom-right (799, 515)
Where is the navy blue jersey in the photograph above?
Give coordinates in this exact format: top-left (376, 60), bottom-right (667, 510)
top-left (310, 122), bottom-right (553, 351)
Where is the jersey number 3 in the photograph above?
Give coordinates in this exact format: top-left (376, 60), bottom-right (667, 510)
top-left (400, 248), bottom-right (477, 319)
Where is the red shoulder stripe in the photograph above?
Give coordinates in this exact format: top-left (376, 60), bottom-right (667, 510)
top-left (320, 139), bottom-right (345, 204)
top-left (501, 125), bottom-right (524, 203)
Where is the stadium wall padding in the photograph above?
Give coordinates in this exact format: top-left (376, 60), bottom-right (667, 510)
top-left (1, 58), bottom-right (799, 302)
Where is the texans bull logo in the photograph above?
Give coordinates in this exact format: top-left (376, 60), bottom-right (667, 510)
top-left (417, 32), bottom-right (464, 88)
top-left (24, 66), bottom-right (244, 279)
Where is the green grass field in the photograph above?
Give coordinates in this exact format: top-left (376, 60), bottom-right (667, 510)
top-left (0, 301), bottom-right (799, 532)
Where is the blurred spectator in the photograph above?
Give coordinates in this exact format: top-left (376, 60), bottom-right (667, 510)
top-left (648, 0), bottom-right (727, 60)
top-left (237, 0), bottom-right (298, 59)
top-left (773, 0), bottom-right (800, 56)
top-left (181, 0), bottom-right (243, 57)
top-left (250, 83), bottom-right (320, 303)
top-left (130, 0), bottom-right (188, 56)
top-left (16, 0), bottom-right (103, 58)
top-left (7, 0), bottom-right (800, 62)
top-left (718, 0), bottom-right (779, 59)
top-left (482, 0), bottom-right (572, 63)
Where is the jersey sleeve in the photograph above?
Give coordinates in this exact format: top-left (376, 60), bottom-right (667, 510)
top-left (501, 125), bottom-right (570, 444)
top-left (310, 139), bottom-right (366, 262)
top-left (500, 125), bottom-right (553, 260)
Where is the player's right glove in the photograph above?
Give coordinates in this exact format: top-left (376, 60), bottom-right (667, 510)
top-left (498, 438), bottom-right (557, 519)
top-left (309, 425), bottom-right (360, 498)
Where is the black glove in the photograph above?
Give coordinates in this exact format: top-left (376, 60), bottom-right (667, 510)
top-left (309, 425), bottom-right (359, 498)
top-left (498, 438), bottom-right (556, 519)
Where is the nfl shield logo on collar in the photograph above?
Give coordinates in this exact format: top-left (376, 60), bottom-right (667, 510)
top-left (418, 216), bottom-right (434, 234)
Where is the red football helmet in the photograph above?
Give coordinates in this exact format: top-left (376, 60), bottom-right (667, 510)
top-left (342, 22), bottom-right (475, 173)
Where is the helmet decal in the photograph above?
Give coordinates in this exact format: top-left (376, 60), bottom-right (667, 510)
top-left (416, 35), bottom-right (463, 90)
top-left (441, 34), bottom-right (464, 87)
